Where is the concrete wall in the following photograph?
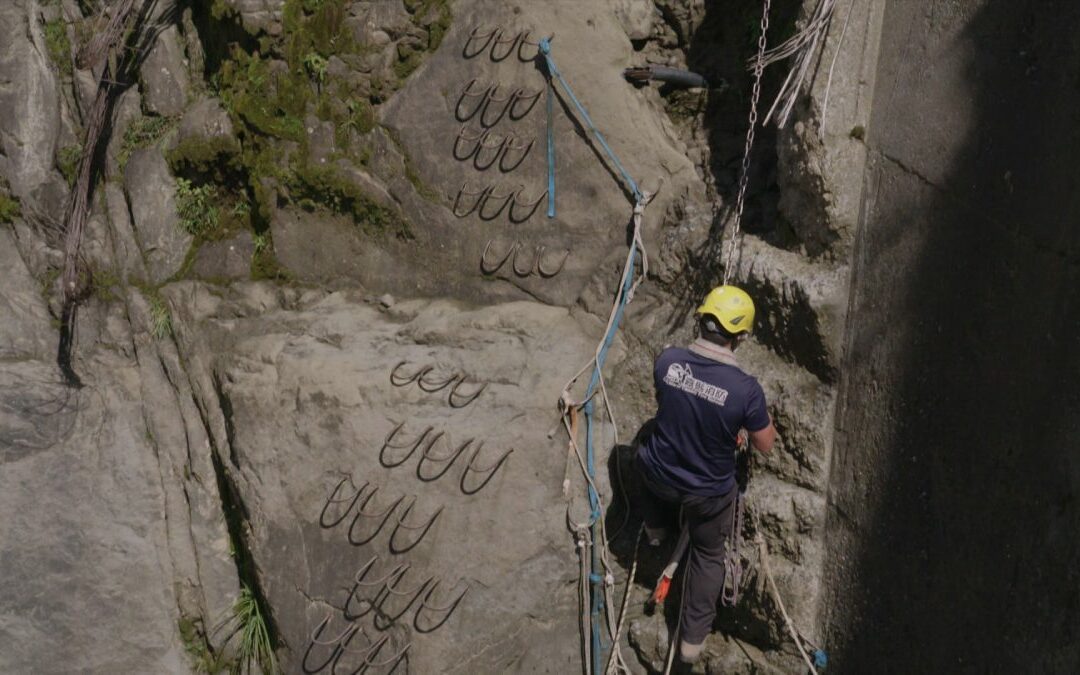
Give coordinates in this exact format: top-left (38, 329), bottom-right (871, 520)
top-left (823, 0), bottom-right (1080, 671)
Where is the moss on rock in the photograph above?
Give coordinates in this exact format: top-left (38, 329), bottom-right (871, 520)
top-left (287, 160), bottom-right (404, 236)
top-left (44, 18), bottom-right (72, 77)
top-left (167, 135), bottom-right (241, 177)
top-left (58, 144), bottom-right (83, 186)
top-left (0, 192), bottom-right (21, 224)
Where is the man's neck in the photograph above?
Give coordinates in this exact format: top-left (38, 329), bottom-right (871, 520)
top-left (688, 337), bottom-right (740, 367)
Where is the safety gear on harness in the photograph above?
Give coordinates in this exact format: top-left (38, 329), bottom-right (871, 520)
top-left (696, 285), bottom-right (755, 335)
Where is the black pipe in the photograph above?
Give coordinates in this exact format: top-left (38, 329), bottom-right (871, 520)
top-left (624, 65), bottom-right (708, 89)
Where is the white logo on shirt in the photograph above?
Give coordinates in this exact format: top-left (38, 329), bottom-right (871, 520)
top-left (663, 363), bottom-right (729, 406)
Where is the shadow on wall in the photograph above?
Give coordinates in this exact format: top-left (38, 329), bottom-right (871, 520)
top-left (659, 0), bottom-right (804, 335)
top-left (825, 0), bottom-right (1080, 671)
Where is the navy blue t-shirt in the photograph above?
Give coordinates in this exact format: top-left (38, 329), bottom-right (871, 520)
top-left (638, 345), bottom-right (770, 496)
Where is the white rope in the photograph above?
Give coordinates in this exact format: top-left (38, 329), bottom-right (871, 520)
top-left (661, 511), bottom-right (689, 675)
top-left (604, 525), bottom-right (643, 675)
top-left (752, 508), bottom-right (818, 675)
top-left (819, 0), bottom-right (857, 140)
top-left (558, 196), bottom-right (651, 675)
top-left (561, 406), bottom-right (633, 675)
top-left (756, 0), bottom-right (839, 129)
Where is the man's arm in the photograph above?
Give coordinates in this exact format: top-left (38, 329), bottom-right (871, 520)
top-left (748, 418), bottom-right (776, 454)
top-left (744, 381), bottom-right (775, 453)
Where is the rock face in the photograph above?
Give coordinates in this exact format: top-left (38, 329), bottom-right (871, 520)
top-left (124, 148), bottom-right (192, 283)
top-left (221, 0), bottom-right (285, 35)
top-left (0, 226), bottom-right (235, 673)
top-left (373, 1), bottom-right (702, 307)
top-left (140, 25), bottom-right (192, 117)
top-left (169, 288), bottom-right (612, 672)
top-left (5, 0), bottom-right (1076, 673)
top-left (0, 0), bottom-right (67, 222)
top-left (0, 0), bottom-right (845, 670)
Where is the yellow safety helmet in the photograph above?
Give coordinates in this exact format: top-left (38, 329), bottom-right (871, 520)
top-left (696, 285), bottom-right (755, 335)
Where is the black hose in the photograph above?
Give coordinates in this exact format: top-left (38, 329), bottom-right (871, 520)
top-left (623, 65), bottom-right (708, 89)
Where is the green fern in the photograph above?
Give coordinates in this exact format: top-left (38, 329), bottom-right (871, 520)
top-left (223, 586), bottom-right (277, 675)
top-left (302, 52), bottom-right (328, 85)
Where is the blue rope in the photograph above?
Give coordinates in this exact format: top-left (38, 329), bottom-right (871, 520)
top-left (537, 37), bottom-right (644, 675)
top-left (546, 71), bottom-right (555, 218)
top-left (539, 38), bottom-right (643, 218)
top-left (582, 246), bottom-right (639, 675)
top-left (814, 649), bottom-right (828, 670)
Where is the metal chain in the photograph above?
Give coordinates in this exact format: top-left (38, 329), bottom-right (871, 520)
top-left (723, 0), bottom-right (772, 286)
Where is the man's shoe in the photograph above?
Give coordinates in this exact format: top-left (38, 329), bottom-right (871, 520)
top-left (670, 657), bottom-right (695, 675)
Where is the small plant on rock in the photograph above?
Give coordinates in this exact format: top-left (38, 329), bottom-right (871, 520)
top-left (0, 191), bottom-right (20, 224)
top-left (176, 178), bottom-right (220, 237)
top-left (302, 52), bottom-right (328, 86)
top-left (215, 586), bottom-right (278, 674)
top-left (58, 144), bottom-right (83, 186)
top-left (179, 616), bottom-right (221, 674)
top-left (148, 295), bottom-right (172, 339)
top-left (43, 18), bottom-right (73, 77)
top-left (345, 98), bottom-right (375, 135)
top-left (119, 115), bottom-right (176, 170)
top-left (252, 232), bottom-right (269, 255)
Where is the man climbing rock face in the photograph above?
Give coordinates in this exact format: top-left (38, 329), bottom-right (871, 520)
top-left (636, 285), bottom-right (776, 671)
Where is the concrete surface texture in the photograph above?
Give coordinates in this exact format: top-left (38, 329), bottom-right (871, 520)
top-left (822, 0), bottom-right (1080, 671)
